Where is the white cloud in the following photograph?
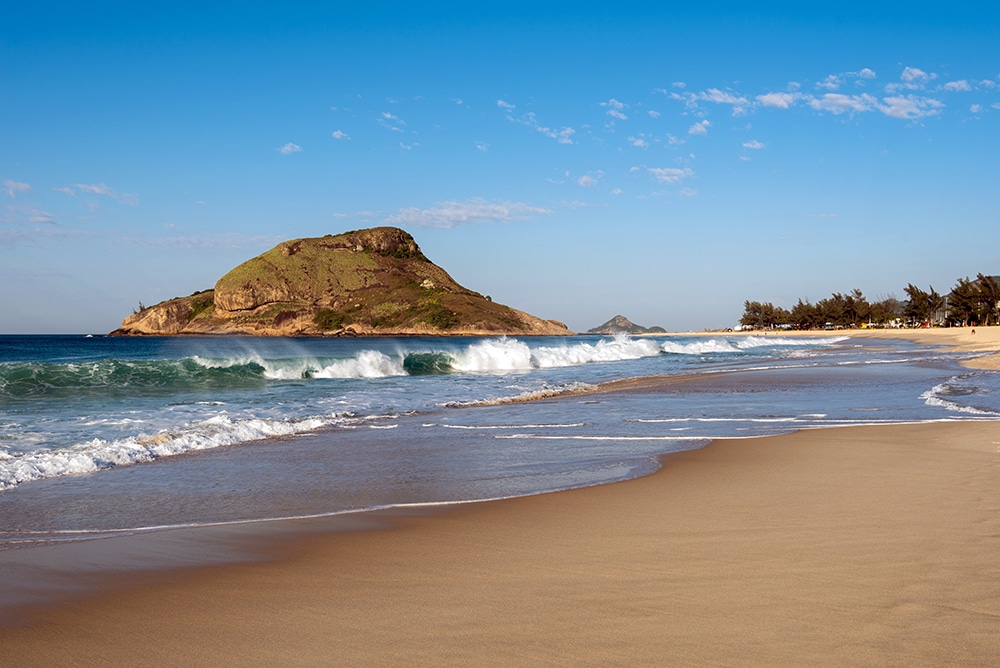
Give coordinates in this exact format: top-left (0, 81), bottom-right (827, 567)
top-left (3, 179), bottom-right (30, 198)
top-left (817, 74), bottom-right (842, 91)
top-left (514, 112), bottom-right (575, 144)
top-left (688, 120), bottom-right (711, 136)
top-left (809, 93), bottom-right (878, 115)
top-left (672, 81), bottom-right (687, 89)
top-left (610, 188), bottom-right (623, 195)
top-left (331, 130), bottom-right (350, 140)
top-left (901, 66), bottom-right (933, 83)
top-left (475, 142), bottom-right (489, 152)
top-left (628, 136), bottom-right (648, 149)
top-left (970, 104), bottom-right (983, 113)
top-left (701, 88), bottom-right (749, 114)
top-left (671, 88), bottom-right (750, 116)
top-left (399, 142), bottom-right (412, 150)
top-left (384, 199), bottom-right (553, 229)
top-left (75, 183), bottom-right (114, 196)
top-left (648, 110), bottom-right (661, 118)
top-left (578, 175), bottom-right (599, 188)
top-left (7, 203), bottom-right (57, 224)
top-left (127, 233), bottom-right (280, 250)
top-left (878, 95), bottom-right (944, 120)
top-left (943, 80), bottom-right (971, 92)
top-left (887, 67), bottom-right (938, 93)
top-left (601, 98), bottom-right (628, 120)
top-left (820, 69), bottom-right (877, 90)
top-left (742, 140), bottom-right (765, 149)
top-left (756, 92), bottom-right (801, 109)
top-left (278, 143), bottom-right (302, 155)
top-left (647, 167), bottom-right (694, 184)
top-left (63, 183), bottom-right (139, 206)
top-left (378, 112), bottom-right (405, 132)
top-left (497, 99), bottom-right (515, 111)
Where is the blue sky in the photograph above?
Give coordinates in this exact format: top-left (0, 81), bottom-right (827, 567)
top-left (3, 3), bottom-right (999, 333)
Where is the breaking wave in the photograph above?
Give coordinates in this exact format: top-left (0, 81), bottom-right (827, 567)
top-left (659, 335), bottom-right (847, 355)
top-left (0, 413), bottom-right (349, 490)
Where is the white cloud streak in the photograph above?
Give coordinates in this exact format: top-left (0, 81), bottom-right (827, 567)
top-left (278, 143), bottom-right (302, 155)
top-left (331, 130), bottom-right (350, 140)
top-left (383, 198), bottom-right (553, 229)
top-left (512, 112), bottom-right (575, 144)
top-left (647, 167), bottom-right (694, 184)
top-left (3, 180), bottom-right (31, 198)
top-left (61, 183), bottom-right (140, 206)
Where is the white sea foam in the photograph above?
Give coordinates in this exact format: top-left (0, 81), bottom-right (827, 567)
top-left (193, 350), bottom-right (406, 380)
top-left (660, 335), bottom-right (846, 355)
top-left (531, 335), bottom-right (662, 367)
top-left (449, 338), bottom-right (535, 372)
top-left (312, 350), bottom-right (407, 378)
top-left (920, 382), bottom-right (1000, 416)
top-left (449, 335), bottom-right (662, 373)
top-left (439, 422), bottom-right (586, 430)
top-left (442, 382), bottom-right (593, 407)
top-left (0, 413), bottom-right (340, 490)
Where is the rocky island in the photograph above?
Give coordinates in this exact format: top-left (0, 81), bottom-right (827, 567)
top-left (586, 315), bottom-right (666, 335)
top-left (111, 227), bottom-right (572, 337)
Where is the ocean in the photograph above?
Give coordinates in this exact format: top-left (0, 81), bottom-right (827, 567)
top-left (1, 332), bottom-right (999, 612)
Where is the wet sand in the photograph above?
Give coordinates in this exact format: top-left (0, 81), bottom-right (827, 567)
top-left (1, 420), bottom-right (998, 666)
top-left (1, 329), bottom-right (998, 666)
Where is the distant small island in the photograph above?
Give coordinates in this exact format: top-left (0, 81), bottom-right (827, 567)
top-left (586, 315), bottom-right (666, 335)
top-left (111, 227), bottom-right (572, 337)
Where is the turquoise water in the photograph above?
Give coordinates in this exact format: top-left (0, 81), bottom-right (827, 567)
top-left (1, 333), bottom-right (998, 546)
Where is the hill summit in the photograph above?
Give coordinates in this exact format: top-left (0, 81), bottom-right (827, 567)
top-left (111, 227), bottom-right (572, 336)
top-left (586, 315), bottom-right (666, 335)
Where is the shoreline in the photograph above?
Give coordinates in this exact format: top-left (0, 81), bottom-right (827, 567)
top-left (1, 420), bottom-right (998, 665)
top-left (677, 325), bottom-right (1000, 370)
top-left (1, 330), bottom-right (998, 664)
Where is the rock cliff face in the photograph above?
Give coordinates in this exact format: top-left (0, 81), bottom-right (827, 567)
top-left (111, 227), bottom-right (572, 337)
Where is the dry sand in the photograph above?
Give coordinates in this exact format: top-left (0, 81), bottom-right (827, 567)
top-left (2, 329), bottom-right (999, 666)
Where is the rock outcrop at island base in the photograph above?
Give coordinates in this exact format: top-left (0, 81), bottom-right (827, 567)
top-left (111, 227), bottom-right (573, 337)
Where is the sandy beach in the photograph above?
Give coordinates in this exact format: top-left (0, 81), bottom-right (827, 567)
top-left (1, 329), bottom-right (998, 666)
